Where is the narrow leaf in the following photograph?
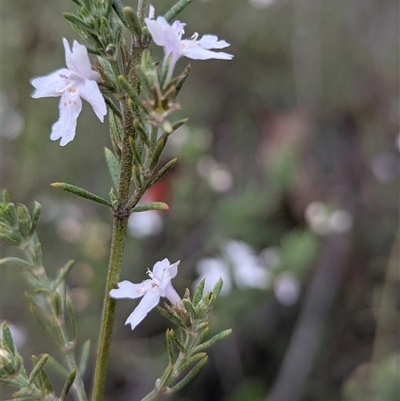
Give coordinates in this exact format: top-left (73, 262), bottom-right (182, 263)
top-left (166, 329), bottom-right (175, 364)
top-left (123, 6), bottom-right (142, 35)
top-left (60, 369), bottom-right (76, 401)
top-left (170, 355), bottom-right (208, 393)
top-left (164, 0), bottom-right (194, 23)
top-left (192, 329), bottom-right (232, 354)
top-left (0, 257), bottom-right (34, 270)
top-left (112, 0), bottom-right (130, 28)
top-left (29, 354), bottom-right (50, 384)
top-left (147, 158), bottom-right (177, 189)
top-left (66, 295), bottom-right (77, 342)
top-left (1, 322), bottom-right (16, 356)
top-left (104, 147), bottom-right (121, 191)
top-left (192, 279), bottom-right (205, 306)
top-left (63, 13), bottom-right (92, 30)
top-left (36, 362), bottom-right (54, 393)
top-left (158, 364), bottom-right (173, 389)
top-left (51, 183), bottom-right (111, 207)
top-left (131, 202), bottom-right (169, 213)
top-left (182, 299), bottom-right (197, 320)
top-left (29, 201), bottom-right (42, 236)
top-left (53, 260), bottom-right (75, 291)
top-left (155, 306), bottom-right (185, 328)
top-left (79, 339), bottom-right (91, 376)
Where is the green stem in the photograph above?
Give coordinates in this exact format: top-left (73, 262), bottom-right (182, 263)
top-left (137, 0), bottom-right (150, 23)
top-left (90, 101), bottom-right (134, 401)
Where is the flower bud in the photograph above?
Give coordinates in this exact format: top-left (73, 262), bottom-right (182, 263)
top-left (17, 204), bottom-right (32, 239)
top-left (0, 348), bottom-right (21, 378)
top-left (0, 222), bottom-right (23, 246)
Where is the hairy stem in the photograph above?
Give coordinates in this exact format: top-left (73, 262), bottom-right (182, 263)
top-left (91, 100), bottom-right (134, 401)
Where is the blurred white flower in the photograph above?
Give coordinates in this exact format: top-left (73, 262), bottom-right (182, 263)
top-left (128, 210), bottom-right (163, 238)
top-left (274, 273), bottom-right (300, 306)
top-left (31, 38), bottom-right (106, 146)
top-left (328, 210), bottom-right (353, 233)
top-left (194, 257), bottom-right (232, 296)
top-left (371, 152), bottom-right (399, 182)
top-left (260, 246), bottom-right (281, 269)
top-left (110, 259), bottom-right (181, 330)
top-left (208, 167), bottom-right (233, 193)
top-left (224, 240), bottom-right (270, 289)
top-left (305, 201), bottom-right (330, 235)
top-left (305, 201), bottom-right (354, 235)
top-left (249, 0), bottom-right (278, 9)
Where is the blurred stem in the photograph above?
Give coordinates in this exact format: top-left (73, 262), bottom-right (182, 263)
top-left (164, 0), bottom-right (194, 23)
top-left (371, 235), bottom-right (399, 363)
top-left (22, 239), bottom-right (88, 401)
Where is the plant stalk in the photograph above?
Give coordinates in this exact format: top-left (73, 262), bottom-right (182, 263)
top-left (91, 100), bottom-right (134, 401)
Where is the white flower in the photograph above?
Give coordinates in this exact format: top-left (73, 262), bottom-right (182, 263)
top-left (110, 259), bottom-right (182, 330)
top-left (145, 13), bottom-right (233, 82)
top-left (31, 38), bottom-right (107, 146)
top-left (224, 240), bottom-right (270, 289)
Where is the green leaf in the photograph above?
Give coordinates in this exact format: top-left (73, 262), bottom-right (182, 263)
top-left (182, 299), bottom-right (197, 320)
top-left (131, 202), bottom-right (169, 213)
top-left (147, 158), bottom-right (177, 189)
top-left (164, 0), bottom-right (194, 23)
top-left (155, 306), bottom-right (185, 328)
top-left (53, 260), bottom-right (75, 291)
top-left (104, 147), bottom-right (121, 191)
top-left (1, 322), bottom-right (16, 356)
top-left (158, 364), bottom-right (173, 389)
top-left (112, 0), bottom-right (130, 28)
top-left (0, 257), bottom-right (34, 270)
top-left (123, 6), bottom-right (142, 35)
top-left (60, 369), bottom-right (76, 401)
top-left (192, 279), bottom-right (205, 306)
top-left (51, 183), bottom-right (111, 207)
top-left (149, 135), bottom-right (168, 171)
top-left (29, 201), bottom-right (42, 236)
top-left (79, 339), bottom-right (91, 376)
top-left (29, 354), bottom-right (50, 384)
top-left (66, 295), bottom-right (77, 342)
top-left (118, 75), bottom-right (144, 108)
top-left (17, 204), bottom-right (31, 238)
top-left (166, 329), bottom-right (175, 364)
top-left (192, 329), bottom-right (232, 354)
top-left (170, 355), bottom-right (208, 393)
top-left (63, 13), bottom-right (92, 30)
top-left (35, 360), bottom-right (54, 393)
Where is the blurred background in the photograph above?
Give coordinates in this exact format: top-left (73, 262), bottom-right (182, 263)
top-left (1, 0), bottom-right (399, 400)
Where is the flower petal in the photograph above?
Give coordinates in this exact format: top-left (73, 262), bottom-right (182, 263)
top-left (63, 38), bottom-right (94, 80)
top-left (125, 290), bottom-right (160, 330)
top-left (79, 79), bottom-right (107, 122)
top-left (50, 90), bottom-right (82, 146)
top-left (110, 280), bottom-right (151, 299)
top-left (163, 282), bottom-right (182, 305)
top-left (182, 42), bottom-right (233, 60)
top-left (152, 258), bottom-right (171, 278)
top-left (197, 35), bottom-right (231, 50)
top-left (30, 69), bottom-right (72, 98)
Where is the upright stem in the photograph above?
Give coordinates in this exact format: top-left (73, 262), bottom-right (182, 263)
top-left (91, 101), bottom-right (134, 401)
